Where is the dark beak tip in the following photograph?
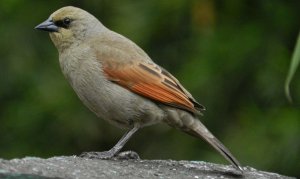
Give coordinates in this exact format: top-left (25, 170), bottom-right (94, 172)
top-left (34, 25), bottom-right (41, 30)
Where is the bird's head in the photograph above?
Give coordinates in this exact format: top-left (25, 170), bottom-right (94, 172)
top-left (35, 6), bottom-right (104, 51)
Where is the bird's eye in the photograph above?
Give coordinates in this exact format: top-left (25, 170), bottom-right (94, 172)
top-left (63, 17), bottom-right (71, 26)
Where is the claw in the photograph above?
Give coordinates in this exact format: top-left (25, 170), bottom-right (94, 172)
top-left (79, 151), bottom-right (115, 159)
top-left (79, 150), bottom-right (140, 160)
top-left (115, 151), bottom-right (140, 160)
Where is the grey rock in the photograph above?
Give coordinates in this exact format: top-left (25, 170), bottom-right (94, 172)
top-left (0, 156), bottom-right (295, 179)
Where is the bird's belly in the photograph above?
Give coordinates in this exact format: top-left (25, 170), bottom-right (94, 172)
top-left (65, 61), bottom-right (165, 129)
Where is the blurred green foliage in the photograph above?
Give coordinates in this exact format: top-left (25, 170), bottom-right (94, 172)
top-left (0, 0), bottom-right (299, 177)
top-left (285, 32), bottom-right (300, 103)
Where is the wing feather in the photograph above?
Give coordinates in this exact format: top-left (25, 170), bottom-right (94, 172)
top-left (103, 61), bottom-right (205, 114)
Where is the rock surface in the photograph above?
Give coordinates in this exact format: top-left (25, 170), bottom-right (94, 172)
top-left (0, 156), bottom-right (295, 179)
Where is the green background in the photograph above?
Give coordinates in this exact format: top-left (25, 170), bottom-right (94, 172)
top-left (0, 0), bottom-right (299, 177)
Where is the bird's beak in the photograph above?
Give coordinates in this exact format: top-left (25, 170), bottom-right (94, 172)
top-left (35, 18), bottom-right (58, 32)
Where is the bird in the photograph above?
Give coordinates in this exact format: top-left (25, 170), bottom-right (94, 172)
top-left (35, 6), bottom-right (243, 172)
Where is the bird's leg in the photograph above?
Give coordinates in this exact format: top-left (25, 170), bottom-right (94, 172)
top-left (80, 126), bottom-right (139, 160)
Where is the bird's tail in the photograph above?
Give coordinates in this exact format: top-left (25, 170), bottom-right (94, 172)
top-left (163, 108), bottom-right (243, 172)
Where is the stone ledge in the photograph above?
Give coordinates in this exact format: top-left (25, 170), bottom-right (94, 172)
top-left (0, 156), bottom-right (295, 179)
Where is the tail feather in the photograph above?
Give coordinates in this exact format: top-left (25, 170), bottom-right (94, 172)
top-left (164, 108), bottom-right (243, 172)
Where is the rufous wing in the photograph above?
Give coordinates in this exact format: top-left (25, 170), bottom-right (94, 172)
top-left (102, 61), bottom-right (205, 114)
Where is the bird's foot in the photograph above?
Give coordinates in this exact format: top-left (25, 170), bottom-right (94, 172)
top-left (79, 150), bottom-right (114, 159)
top-left (115, 151), bottom-right (140, 160)
top-left (79, 150), bottom-right (140, 160)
